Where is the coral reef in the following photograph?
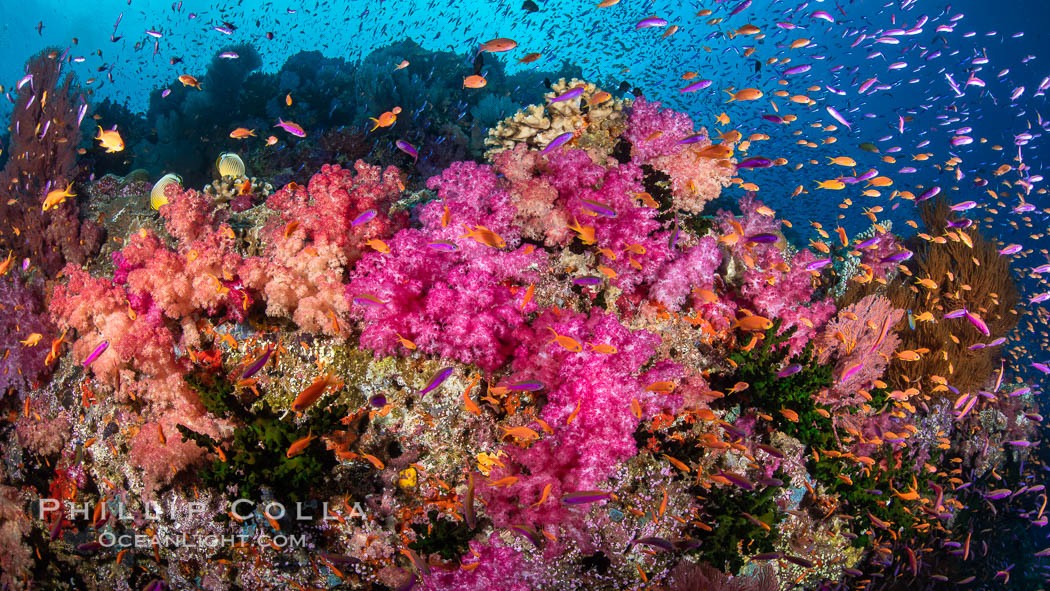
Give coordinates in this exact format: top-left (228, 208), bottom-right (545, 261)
top-left (1, 73), bottom-right (1043, 591)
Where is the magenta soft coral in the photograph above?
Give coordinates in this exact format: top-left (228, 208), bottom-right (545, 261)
top-left (421, 536), bottom-right (540, 591)
top-left (478, 308), bottom-right (679, 552)
top-left (347, 161), bottom-right (544, 371)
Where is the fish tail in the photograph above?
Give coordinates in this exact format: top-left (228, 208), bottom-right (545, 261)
top-left (723, 90), bottom-right (736, 102)
top-left (369, 118), bottom-right (379, 132)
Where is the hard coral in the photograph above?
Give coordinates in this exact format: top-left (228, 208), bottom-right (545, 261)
top-left (485, 78), bottom-right (629, 162)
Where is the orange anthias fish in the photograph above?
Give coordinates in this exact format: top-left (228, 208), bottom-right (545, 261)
top-left (567, 217), bottom-right (596, 244)
top-left (460, 224), bottom-right (506, 248)
top-left (724, 88), bottom-right (763, 102)
top-left (286, 430), bottom-right (317, 458)
top-left (177, 74), bottom-right (202, 89)
top-left (369, 107), bottom-right (401, 132)
top-left (734, 315), bottom-right (774, 331)
top-left (95, 126), bottom-right (124, 152)
top-left (292, 374), bottom-right (344, 411)
top-left (518, 52), bottom-right (542, 64)
top-left (479, 38), bottom-right (517, 53)
top-left (41, 182), bottom-right (75, 212)
top-left (394, 60), bottom-right (409, 71)
top-left (463, 75), bottom-right (487, 89)
top-left (229, 127), bottom-right (256, 139)
top-left (546, 327), bottom-right (582, 352)
top-left (0, 250), bottom-right (13, 276)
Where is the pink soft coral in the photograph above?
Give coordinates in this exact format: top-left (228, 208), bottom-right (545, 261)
top-left (0, 482), bottom-right (33, 590)
top-left (649, 236), bottom-right (722, 311)
top-left (624, 96), bottom-right (734, 212)
top-left (242, 161), bottom-right (408, 337)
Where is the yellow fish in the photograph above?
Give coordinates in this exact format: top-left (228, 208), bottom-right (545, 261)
top-left (95, 126), bottom-right (124, 153)
top-left (41, 182), bottom-right (75, 212)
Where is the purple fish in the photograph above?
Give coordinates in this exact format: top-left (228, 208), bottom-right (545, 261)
top-left (719, 470), bottom-right (754, 490)
top-left (762, 114), bottom-right (785, 124)
top-left (541, 131), bottom-right (574, 155)
top-left (635, 16), bottom-right (668, 29)
top-left (826, 106), bottom-right (851, 129)
top-left (944, 309), bottom-right (968, 319)
top-left (419, 367), bottom-right (454, 396)
top-left (83, 341), bottom-right (109, 367)
top-left (161, 88), bottom-right (171, 98)
top-left (573, 276), bottom-right (602, 286)
top-left (784, 555), bottom-right (815, 568)
top-left (777, 364), bottom-right (802, 377)
top-left (632, 537), bottom-right (674, 552)
top-left (964, 312), bottom-right (990, 336)
top-left (806, 258), bottom-right (833, 271)
top-left (783, 64), bottom-right (811, 76)
top-left (756, 444), bottom-right (784, 459)
top-left (426, 241), bottom-right (458, 251)
top-left (728, 0), bottom-right (751, 16)
top-left (550, 86), bottom-right (585, 103)
top-left (212, 26), bottom-right (233, 35)
top-left (395, 140), bottom-right (418, 161)
top-left (352, 294), bottom-right (388, 307)
top-left (219, 52), bottom-right (240, 59)
top-left (579, 198), bottom-right (616, 217)
top-left (369, 394), bottom-right (387, 407)
top-left (1030, 292), bottom-right (1050, 303)
top-left (750, 552), bottom-right (782, 561)
top-left (679, 79), bottom-right (713, 93)
top-left (562, 490), bottom-right (611, 504)
top-left (917, 186), bottom-right (941, 201)
top-left (509, 524), bottom-right (542, 548)
top-left (241, 345), bottom-right (274, 379)
top-left (738, 156), bottom-right (773, 169)
top-left (746, 233), bottom-right (778, 244)
top-left (507, 380), bottom-right (544, 391)
top-left (951, 136), bottom-right (973, 146)
top-left (840, 362), bottom-right (865, 382)
top-left (811, 11), bottom-right (834, 22)
top-left (881, 250), bottom-right (913, 263)
top-left (676, 132), bottom-right (707, 144)
top-left (351, 209), bottom-right (377, 227)
top-left (1032, 363), bottom-right (1050, 374)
